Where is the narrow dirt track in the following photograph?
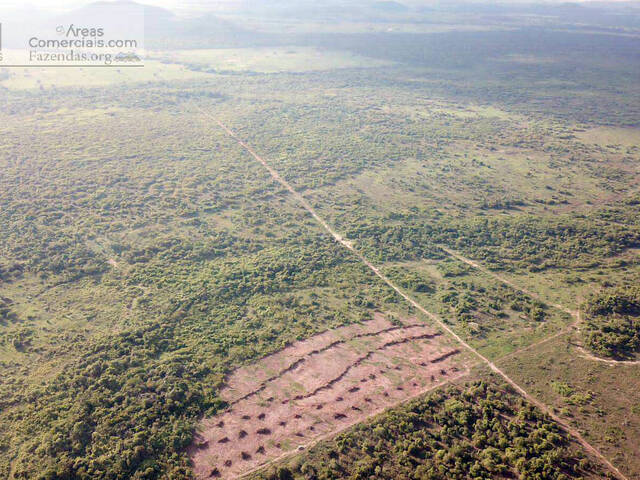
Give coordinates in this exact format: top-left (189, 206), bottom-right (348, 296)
top-left (439, 245), bottom-right (578, 317)
top-left (441, 246), bottom-right (640, 367)
top-left (200, 110), bottom-right (629, 480)
top-left (496, 327), bottom-right (572, 363)
top-left (574, 343), bottom-right (640, 365)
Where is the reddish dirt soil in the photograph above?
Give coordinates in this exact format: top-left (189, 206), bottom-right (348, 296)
top-left (190, 313), bottom-right (466, 479)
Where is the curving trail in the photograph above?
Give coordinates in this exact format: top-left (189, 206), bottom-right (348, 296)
top-left (574, 343), bottom-right (640, 366)
top-left (440, 246), bottom-right (640, 367)
top-left (202, 110), bottom-right (629, 480)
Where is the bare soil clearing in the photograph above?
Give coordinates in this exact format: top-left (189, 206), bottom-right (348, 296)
top-left (198, 115), bottom-right (629, 480)
top-left (190, 313), bottom-right (466, 479)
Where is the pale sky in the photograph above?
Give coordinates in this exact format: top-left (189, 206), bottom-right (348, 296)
top-left (1, 0), bottom-right (633, 15)
top-left (1, 0), bottom-right (227, 14)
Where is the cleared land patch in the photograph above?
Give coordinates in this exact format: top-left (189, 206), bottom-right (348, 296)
top-left (149, 47), bottom-right (391, 73)
top-left (190, 313), bottom-right (466, 479)
top-left (575, 126), bottom-right (640, 149)
top-left (0, 56), bottom-right (211, 90)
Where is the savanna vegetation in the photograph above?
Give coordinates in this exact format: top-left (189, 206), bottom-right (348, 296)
top-left (1, 1), bottom-right (640, 479)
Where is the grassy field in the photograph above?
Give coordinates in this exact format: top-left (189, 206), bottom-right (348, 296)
top-left (148, 47), bottom-right (392, 73)
top-left (0, 55), bottom-right (212, 90)
top-left (575, 126), bottom-right (640, 149)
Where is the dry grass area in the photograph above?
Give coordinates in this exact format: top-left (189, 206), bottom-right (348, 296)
top-left (190, 313), bottom-right (468, 479)
top-left (499, 334), bottom-right (640, 480)
top-left (575, 126), bottom-right (640, 149)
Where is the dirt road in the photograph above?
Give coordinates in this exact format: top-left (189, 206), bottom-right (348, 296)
top-left (205, 112), bottom-right (630, 480)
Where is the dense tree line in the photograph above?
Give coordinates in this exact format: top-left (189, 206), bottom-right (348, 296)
top-left (254, 381), bottom-right (603, 480)
top-left (583, 287), bottom-right (640, 360)
top-left (346, 213), bottom-right (640, 272)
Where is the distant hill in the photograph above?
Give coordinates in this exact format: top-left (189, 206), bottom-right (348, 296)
top-left (63, 0), bottom-right (254, 48)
